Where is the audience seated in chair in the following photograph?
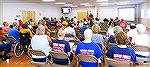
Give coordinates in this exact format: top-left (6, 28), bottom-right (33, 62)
top-left (91, 24), bottom-right (104, 50)
top-left (76, 29), bottom-right (102, 67)
top-left (0, 27), bottom-right (12, 61)
top-left (106, 32), bottom-right (137, 63)
top-left (2, 22), bottom-right (10, 35)
top-left (31, 25), bottom-right (52, 62)
top-left (20, 24), bottom-right (33, 38)
top-left (131, 24), bottom-right (149, 47)
top-left (8, 25), bottom-right (19, 43)
top-left (108, 26), bottom-right (123, 44)
top-left (50, 29), bottom-right (73, 65)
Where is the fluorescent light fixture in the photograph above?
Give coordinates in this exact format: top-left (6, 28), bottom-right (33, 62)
top-left (80, 3), bottom-right (89, 5)
top-left (64, 4), bottom-right (73, 6)
top-left (98, 3), bottom-right (109, 5)
top-left (55, 2), bottom-right (66, 4)
top-left (85, 5), bottom-right (93, 6)
top-left (42, 0), bottom-right (55, 2)
top-left (96, 0), bottom-right (108, 2)
top-left (71, 5), bottom-right (78, 7)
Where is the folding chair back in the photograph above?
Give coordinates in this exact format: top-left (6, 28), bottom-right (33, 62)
top-left (29, 49), bottom-right (48, 67)
top-left (106, 58), bottom-right (132, 67)
top-left (49, 51), bottom-right (70, 67)
top-left (77, 54), bottom-right (99, 67)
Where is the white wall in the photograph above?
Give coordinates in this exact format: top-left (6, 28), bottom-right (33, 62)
top-left (63, 4), bottom-right (138, 22)
top-left (0, 1), bottom-right (3, 25)
top-left (61, 7), bottom-right (96, 18)
top-left (2, 3), bottom-right (61, 24)
top-left (139, 2), bottom-right (150, 28)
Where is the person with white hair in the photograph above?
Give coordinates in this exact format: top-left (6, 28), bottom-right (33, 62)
top-left (76, 29), bottom-right (102, 67)
top-left (131, 24), bottom-right (149, 47)
top-left (31, 25), bottom-right (52, 62)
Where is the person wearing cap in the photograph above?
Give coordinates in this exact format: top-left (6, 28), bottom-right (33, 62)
top-left (62, 21), bottom-right (68, 28)
top-left (76, 29), bottom-right (102, 67)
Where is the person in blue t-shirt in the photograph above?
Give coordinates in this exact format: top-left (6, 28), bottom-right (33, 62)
top-left (50, 29), bottom-right (72, 65)
top-left (7, 25), bottom-right (19, 43)
top-left (91, 24), bottom-right (104, 50)
top-left (79, 24), bottom-right (88, 35)
top-left (106, 32), bottom-right (136, 63)
top-left (76, 29), bottom-right (102, 67)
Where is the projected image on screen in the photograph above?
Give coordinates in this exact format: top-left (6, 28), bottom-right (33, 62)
top-left (62, 8), bottom-right (71, 14)
top-left (118, 8), bottom-right (135, 21)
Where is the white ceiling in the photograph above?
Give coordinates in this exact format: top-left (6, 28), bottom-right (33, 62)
top-left (1, 0), bottom-right (148, 7)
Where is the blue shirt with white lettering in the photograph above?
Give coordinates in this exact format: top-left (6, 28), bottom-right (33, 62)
top-left (106, 45), bottom-right (136, 62)
top-left (51, 39), bottom-right (71, 64)
top-left (76, 41), bottom-right (102, 67)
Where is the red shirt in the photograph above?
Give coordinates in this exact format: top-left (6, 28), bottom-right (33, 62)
top-left (19, 22), bottom-right (23, 27)
top-left (118, 21), bottom-right (127, 27)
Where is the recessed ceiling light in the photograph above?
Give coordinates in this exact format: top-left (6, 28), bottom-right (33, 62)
top-left (55, 2), bottom-right (66, 5)
top-left (42, 0), bottom-right (55, 2)
top-left (80, 3), bottom-right (89, 5)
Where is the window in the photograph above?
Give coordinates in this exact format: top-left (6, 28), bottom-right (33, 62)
top-left (148, 9), bottom-right (150, 19)
top-left (141, 9), bottom-right (145, 18)
top-left (118, 8), bottom-right (135, 21)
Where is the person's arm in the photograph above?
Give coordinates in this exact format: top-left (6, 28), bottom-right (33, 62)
top-left (29, 30), bottom-right (33, 37)
top-left (47, 36), bottom-right (52, 43)
top-left (65, 42), bottom-right (71, 56)
top-left (95, 43), bottom-right (103, 63)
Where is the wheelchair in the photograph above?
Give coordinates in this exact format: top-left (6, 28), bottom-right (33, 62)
top-left (14, 32), bottom-right (31, 57)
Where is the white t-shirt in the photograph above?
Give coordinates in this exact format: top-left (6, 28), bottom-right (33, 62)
top-left (127, 29), bottom-right (138, 37)
top-left (131, 34), bottom-right (150, 47)
top-left (31, 35), bottom-right (51, 58)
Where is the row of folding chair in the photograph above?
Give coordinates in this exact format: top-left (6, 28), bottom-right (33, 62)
top-left (29, 49), bottom-right (103, 67)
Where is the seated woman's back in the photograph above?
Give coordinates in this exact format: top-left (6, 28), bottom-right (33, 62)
top-left (106, 32), bottom-right (136, 63)
top-left (106, 45), bottom-right (136, 62)
top-left (31, 25), bottom-right (51, 59)
top-left (50, 29), bottom-right (72, 65)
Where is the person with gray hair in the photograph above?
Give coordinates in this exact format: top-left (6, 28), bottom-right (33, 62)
top-left (31, 25), bottom-right (52, 62)
top-left (108, 26), bottom-right (124, 43)
top-left (76, 29), bottom-right (102, 67)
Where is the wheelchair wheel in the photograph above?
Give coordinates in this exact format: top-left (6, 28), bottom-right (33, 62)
top-left (14, 42), bottom-right (24, 57)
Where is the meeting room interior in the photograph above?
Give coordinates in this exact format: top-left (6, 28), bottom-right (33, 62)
top-left (0, 0), bottom-right (150, 67)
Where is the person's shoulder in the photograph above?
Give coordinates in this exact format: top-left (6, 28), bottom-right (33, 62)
top-left (126, 47), bottom-right (135, 51)
top-left (109, 45), bottom-right (118, 49)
